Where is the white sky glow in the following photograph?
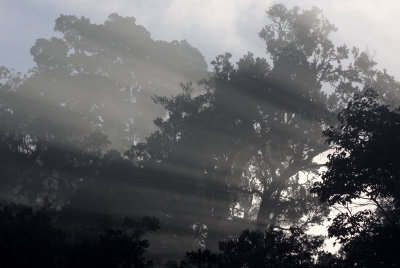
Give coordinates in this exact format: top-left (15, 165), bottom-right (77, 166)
top-left (1, 0), bottom-right (400, 79)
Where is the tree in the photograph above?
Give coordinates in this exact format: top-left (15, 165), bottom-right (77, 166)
top-left (0, 12), bottom-right (208, 206)
top-left (69, 216), bottom-right (160, 268)
top-left (312, 89), bottom-right (400, 267)
top-left (128, 4), bottom-right (360, 248)
top-left (3, 3), bottom-right (400, 262)
top-left (0, 202), bottom-right (160, 268)
top-left (26, 13), bottom-right (208, 150)
top-left (181, 229), bottom-right (323, 268)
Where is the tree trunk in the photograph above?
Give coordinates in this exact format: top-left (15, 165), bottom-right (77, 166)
top-left (204, 147), bottom-right (256, 248)
top-left (256, 181), bottom-right (279, 230)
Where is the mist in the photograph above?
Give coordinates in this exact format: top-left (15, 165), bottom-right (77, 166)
top-left (1, 2), bottom-right (400, 267)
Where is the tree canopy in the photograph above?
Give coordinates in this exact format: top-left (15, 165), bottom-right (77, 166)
top-left (1, 3), bottom-right (400, 266)
top-left (127, 4), bottom-right (396, 250)
top-left (312, 89), bottom-right (400, 267)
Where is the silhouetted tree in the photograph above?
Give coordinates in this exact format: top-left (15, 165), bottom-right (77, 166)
top-left (0, 202), bottom-right (160, 268)
top-left (181, 228), bottom-right (323, 268)
top-left (129, 4), bottom-right (366, 248)
top-left (0, 12), bottom-right (208, 206)
top-left (312, 89), bottom-right (400, 267)
top-left (69, 216), bottom-right (160, 268)
top-left (27, 13), bottom-right (207, 150)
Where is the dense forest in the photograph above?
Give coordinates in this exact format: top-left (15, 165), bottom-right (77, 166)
top-left (1, 4), bottom-right (400, 267)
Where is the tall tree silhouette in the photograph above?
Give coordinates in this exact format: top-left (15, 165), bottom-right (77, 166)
top-left (26, 13), bottom-right (207, 150)
top-left (128, 4), bottom-right (377, 248)
top-left (0, 13), bottom-right (208, 261)
top-left (312, 89), bottom-right (400, 267)
top-left (0, 12), bottom-right (208, 206)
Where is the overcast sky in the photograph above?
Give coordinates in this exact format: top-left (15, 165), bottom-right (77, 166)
top-left (1, 0), bottom-right (400, 79)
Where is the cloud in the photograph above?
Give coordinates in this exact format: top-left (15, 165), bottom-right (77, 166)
top-left (1, 0), bottom-right (400, 78)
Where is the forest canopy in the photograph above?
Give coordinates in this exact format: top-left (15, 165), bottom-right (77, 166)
top-left (1, 3), bottom-right (400, 267)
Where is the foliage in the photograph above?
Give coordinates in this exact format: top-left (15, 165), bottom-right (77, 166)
top-left (69, 216), bottom-right (160, 268)
top-left (313, 89), bottom-right (400, 217)
top-left (2, 3), bottom-right (400, 264)
top-left (128, 4), bottom-right (355, 247)
top-left (0, 202), bottom-right (159, 268)
top-left (312, 89), bottom-right (400, 267)
top-left (181, 229), bottom-right (323, 268)
top-left (24, 13), bottom-right (207, 150)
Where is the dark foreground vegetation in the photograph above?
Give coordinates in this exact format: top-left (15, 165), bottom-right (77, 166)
top-left (1, 4), bottom-right (400, 267)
